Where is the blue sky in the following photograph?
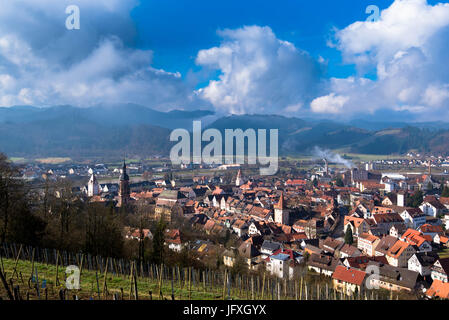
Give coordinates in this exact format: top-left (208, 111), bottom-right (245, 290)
top-left (131, 0), bottom-right (391, 79)
top-left (0, 0), bottom-right (449, 121)
top-left (132, 0), bottom-right (444, 80)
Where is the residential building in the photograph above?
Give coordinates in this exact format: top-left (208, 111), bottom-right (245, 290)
top-left (408, 252), bottom-right (439, 276)
top-left (357, 233), bottom-right (380, 257)
top-left (426, 279), bottom-right (449, 299)
top-left (386, 240), bottom-right (416, 267)
top-left (431, 258), bottom-right (449, 283)
top-left (308, 253), bottom-right (341, 277)
top-left (367, 262), bottom-right (419, 292)
top-left (332, 266), bottom-right (366, 295)
top-left (400, 208), bottom-right (426, 229)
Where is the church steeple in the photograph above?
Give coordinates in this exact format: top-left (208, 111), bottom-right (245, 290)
top-left (275, 192), bottom-right (285, 210)
top-left (120, 160), bottom-right (129, 181)
top-left (118, 159), bottom-right (130, 206)
top-left (274, 191), bottom-right (289, 225)
top-left (88, 172), bottom-right (100, 197)
top-left (235, 169), bottom-right (242, 187)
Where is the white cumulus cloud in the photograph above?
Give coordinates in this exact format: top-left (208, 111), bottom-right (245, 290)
top-left (195, 26), bottom-right (323, 115)
top-left (314, 0), bottom-right (449, 119)
top-left (311, 93), bottom-right (349, 114)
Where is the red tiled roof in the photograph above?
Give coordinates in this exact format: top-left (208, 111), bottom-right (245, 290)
top-left (285, 179), bottom-right (307, 186)
top-left (401, 229), bottom-right (429, 247)
top-left (427, 280), bottom-right (449, 299)
top-left (359, 233), bottom-right (379, 243)
top-left (387, 240), bottom-right (410, 259)
top-left (420, 224), bottom-right (443, 234)
top-left (332, 265), bottom-right (366, 286)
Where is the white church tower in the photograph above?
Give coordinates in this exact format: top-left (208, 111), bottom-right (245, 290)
top-left (235, 169), bottom-right (242, 187)
top-left (88, 173), bottom-right (100, 197)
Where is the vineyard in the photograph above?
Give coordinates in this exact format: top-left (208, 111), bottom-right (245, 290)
top-left (0, 243), bottom-right (411, 300)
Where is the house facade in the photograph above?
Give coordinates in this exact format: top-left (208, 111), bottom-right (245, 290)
top-left (400, 208), bottom-right (426, 229)
top-left (386, 240), bottom-right (416, 267)
top-left (431, 258), bottom-right (449, 283)
top-left (357, 233), bottom-right (380, 257)
top-left (332, 265), bottom-right (366, 296)
top-left (266, 253), bottom-right (292, 279)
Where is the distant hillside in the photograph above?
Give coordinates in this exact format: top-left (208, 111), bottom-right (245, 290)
top-left (0, 114), bottom-right (173, 159)
top-left (348, 119), bottom-right (449, 131)
top-left (208, 115), bottom-right (372, 155)
top-left (0, 105), bottom-right (184, 158)
top-left (208, 115), bottom-right (449, 156)
top-left (0, 104), bottom-right (214, 129)
top-left (1, 106), bottom-right (449, 158)
top-left (348, 127), bottom-right (433, 155)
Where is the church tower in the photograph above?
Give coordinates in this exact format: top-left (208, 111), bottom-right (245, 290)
top-left (274, 192), bottom-right (290, 225)
top-left (87, 173), bottom-right (100, 197)
top-left (119, 161), bottom-right (130, 206)
top-left (235, 169), bottom-right (242, 187)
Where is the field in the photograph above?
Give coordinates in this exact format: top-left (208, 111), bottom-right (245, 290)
top-left (286, 152), bottom-right (408, 163)
top-left (9, 157), bottom-right (26, 163)
top-left (35, 157), bottom-right (72, 164)
top-left (343, 153), bottom-right (408, 161)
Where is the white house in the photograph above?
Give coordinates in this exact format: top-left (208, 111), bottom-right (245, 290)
top-left (420, 200), bottom-right (445, 217)
top-left (231, 220), bottom-right (248, 237)
top-left (357, 233), bottom-right (380, 257)
top-left (266, 253), bottom-right (292, 279)
top-left (431, 258), bottom-right (449, 283)
top-left (408, 252), bottom-right (438, 276)
top-left (400, 208), bottom-right (426, 229)
top-left (248, 222), bottom-right (262, 236)
top-left (165, 229), bottom-right (183, 252)
top-left (381, 176), bottom-right (397, 192)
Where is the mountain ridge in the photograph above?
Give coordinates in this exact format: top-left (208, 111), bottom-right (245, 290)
top-left (0, 105), bottom-right (448, 158)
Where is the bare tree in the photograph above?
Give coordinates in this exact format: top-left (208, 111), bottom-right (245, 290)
top-left (0, 153), bottom-right (23, 243)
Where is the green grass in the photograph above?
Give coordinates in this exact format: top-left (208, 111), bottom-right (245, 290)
top-left (9, 157), bottom-right (27, 163)
top-left (0, 258), bottom-right (244, 300)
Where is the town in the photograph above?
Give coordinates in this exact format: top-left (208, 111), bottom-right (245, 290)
top-left (3, 151), bottom-right (449, 300)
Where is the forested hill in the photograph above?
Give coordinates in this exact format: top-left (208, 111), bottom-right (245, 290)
top-left (1, 105), bottom-right (448, 158)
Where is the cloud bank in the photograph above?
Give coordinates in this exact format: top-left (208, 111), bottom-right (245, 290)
top-left (0, 0), bottom-right (200, 110)
top-left (312, 0), bottom-right (449, 120)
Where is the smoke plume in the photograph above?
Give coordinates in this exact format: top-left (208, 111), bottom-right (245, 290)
top-left (312, 146), bottom-right (353, 169)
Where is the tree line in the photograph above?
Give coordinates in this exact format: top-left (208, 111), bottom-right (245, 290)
top-left (0, 153), bottom-right (234, 271)
top-left (0, 153), bottom-right (174, 266)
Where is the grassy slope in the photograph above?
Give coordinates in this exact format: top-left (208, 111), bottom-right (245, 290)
top-left (0, 258), bottom-right (238, 300)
